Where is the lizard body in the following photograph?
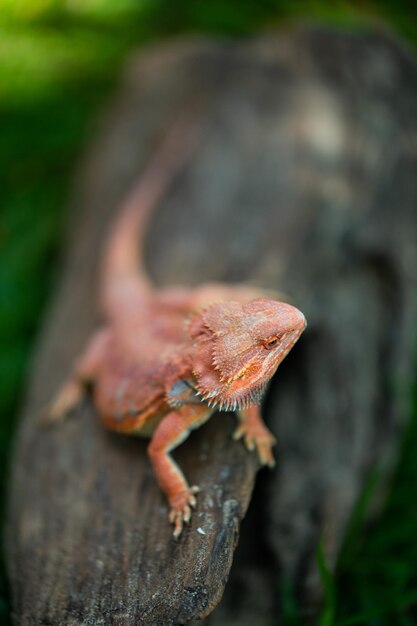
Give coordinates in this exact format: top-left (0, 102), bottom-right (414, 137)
top-left (48, 114), bottom-right (306, 537)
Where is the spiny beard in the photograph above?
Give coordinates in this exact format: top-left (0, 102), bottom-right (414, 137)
top-left (195, 380), bottom-right (268, 412)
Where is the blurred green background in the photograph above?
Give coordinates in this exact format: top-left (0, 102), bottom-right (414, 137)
top-left (0, 1), bottom-right (416, 624)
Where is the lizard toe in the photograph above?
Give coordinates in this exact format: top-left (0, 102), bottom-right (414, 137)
top-left (168, 485), bottom-right (200, 538)
top-left (236, 425), bottom-right (276, 467)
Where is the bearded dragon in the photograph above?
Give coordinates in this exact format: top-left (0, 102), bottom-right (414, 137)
top-left (47, 113), bottom-right (306, 538)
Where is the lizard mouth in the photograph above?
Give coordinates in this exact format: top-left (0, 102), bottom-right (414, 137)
top-left (194, 327), bottom-right (302, 412)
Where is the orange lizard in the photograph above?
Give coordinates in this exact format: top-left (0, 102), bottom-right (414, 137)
top-left (47, 114), bottom-right (306, 538)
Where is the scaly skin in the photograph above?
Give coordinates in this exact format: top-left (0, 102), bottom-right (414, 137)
top-left (47, 113), bottom-right (306, 538)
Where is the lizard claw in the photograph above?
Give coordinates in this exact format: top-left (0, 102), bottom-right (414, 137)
top-left (233, 424), bottom-right (276, 468)
top-left (39, 380), bottom-right (83, 427)
top-left (168, 486), bottom-right (200, 538)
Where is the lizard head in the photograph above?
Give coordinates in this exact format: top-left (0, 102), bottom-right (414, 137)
top-left (188, 297), bottom-right (306, 411)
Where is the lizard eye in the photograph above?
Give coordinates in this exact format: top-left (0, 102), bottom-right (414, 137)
top-left (263, 336), bottom-right (279, 350)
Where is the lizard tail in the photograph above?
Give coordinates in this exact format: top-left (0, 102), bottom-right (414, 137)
top-left (100, 108), bottom-right (201, 319)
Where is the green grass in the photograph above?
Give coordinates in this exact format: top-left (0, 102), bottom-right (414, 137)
top-left (332, 380), bottom-right (417, 626)
top-left (0, 1), bottom-right (416, 624)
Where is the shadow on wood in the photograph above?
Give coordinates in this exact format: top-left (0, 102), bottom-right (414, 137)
top-left (6, 26), bottom-right (417, 625)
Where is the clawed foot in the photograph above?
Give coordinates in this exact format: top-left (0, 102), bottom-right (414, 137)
top-left (168, 485), bottom-right (200, 538)
top-left (39, 380), bottom-right (83, 427)
top-left (233, 423), bottom-right (276, 468)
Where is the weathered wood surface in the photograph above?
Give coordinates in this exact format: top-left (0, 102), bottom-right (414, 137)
top-left (6, 27), bottom-right (417, 625)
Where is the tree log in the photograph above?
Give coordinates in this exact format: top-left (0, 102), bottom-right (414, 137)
top-left (6, 27), bottom-right (417, 625)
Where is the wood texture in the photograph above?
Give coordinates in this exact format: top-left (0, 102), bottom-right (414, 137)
top-left (6, 27), bottom-right (417, 625)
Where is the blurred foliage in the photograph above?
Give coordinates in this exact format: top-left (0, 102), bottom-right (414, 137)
top-left (333, 380), bottom-right (417, 626)
top-left (0, 0), bottom-right (416, 624)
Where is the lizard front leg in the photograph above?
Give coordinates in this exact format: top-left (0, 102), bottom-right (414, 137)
top-left (233, 405), bottom-right (276, 468)
top-left (148, 402), bottom-right (213, 538)
top-left (42, 328), bottom-right (109, 424)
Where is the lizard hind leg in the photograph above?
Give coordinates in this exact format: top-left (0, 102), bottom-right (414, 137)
top-left (147, 402), bottom-right (213, 538)
top-left (41, 378), bottom-right (85, 425)
top-left (40, 328), bottom-right (110, 426)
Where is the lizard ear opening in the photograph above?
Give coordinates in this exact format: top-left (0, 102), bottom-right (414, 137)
top-left (189, 303), bottom-right (248, 402)
top-left (201, 301), bottom-right (258, 381)
top-left (190, 300), bottom-right (272, 409)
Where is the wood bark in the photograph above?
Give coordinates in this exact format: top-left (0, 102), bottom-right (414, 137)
top-left (6, 27), bottom-right (417, 625)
